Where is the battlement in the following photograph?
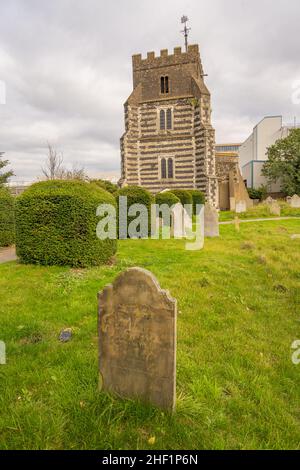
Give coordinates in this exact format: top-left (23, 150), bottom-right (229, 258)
top-left (132, 44), bottom-right (200, 70)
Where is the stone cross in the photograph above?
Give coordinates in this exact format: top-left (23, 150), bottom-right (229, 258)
top-left (98, 268), bottom-right (177, 411)
top-left (234, 216), bottom-right (240, 232)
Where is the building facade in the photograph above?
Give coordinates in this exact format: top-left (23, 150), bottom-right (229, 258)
top-left (120, 45), bottom-right (219, 207)
top-left (239, 116), bottom-right (300, 192)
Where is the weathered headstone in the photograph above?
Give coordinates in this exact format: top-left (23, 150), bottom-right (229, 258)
top-left (289, 194), bottom-right (300, 208)
top-left (98, 268), bottom-right (177, 411)
top-left (265, 196), bottom-right (274, 204)
top-left (265, 197), bottom-right (281, 215)
top-left (204, 204), bottom-right (219, 237)
top-left (269, 201), bottom-right (281, 216)
top-left (235, 200), bottom-right (247, 213)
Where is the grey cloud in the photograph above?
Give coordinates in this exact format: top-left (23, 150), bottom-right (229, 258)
top-left (0, 0), bottom-right (299, 182)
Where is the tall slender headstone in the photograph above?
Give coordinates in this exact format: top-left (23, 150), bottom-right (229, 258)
top-left (204, 204), bottom-right (219, 237)
top-left (98, 268), bottom-right (177, 411)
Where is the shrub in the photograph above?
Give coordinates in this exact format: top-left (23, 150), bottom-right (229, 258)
top-left (188, 190), bottom-right (205, 214)
top-left (0, 187), bottom-right (15, 247)
top-left (90, 179), bottom-right (118, 195)
top-left (155, 191), bottom-right (180, 208)
top-left (247, 186), bottom-right (268, 201)
top-left (15, 180), bottom-right (117, 267)
top-left (169, 189), bottom-right (193, 207)
top-left (116, 185), bottom-right (154, 238)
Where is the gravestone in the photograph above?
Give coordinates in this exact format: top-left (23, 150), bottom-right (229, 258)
top-left (235, 200), bottom-right (247, 213)
top-left (204, 204), bottom-right (219, 237)
top-left (265, 196), bottom-right (274, 204)
top-left (289, 194), bottom-right (300, 208)
top-left (269, 201), bottom-right (281, 216)
top-left (98, 267), bottom-right (177, 411)
top-left (265, 197), bottom-right (281, 215)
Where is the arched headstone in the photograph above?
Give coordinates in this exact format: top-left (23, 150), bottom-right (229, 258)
top-left (98, 268), bottom-right (177, 410)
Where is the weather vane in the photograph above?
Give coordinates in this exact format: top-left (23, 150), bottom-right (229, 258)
top-left (181, 15), bottom-right (191, 52)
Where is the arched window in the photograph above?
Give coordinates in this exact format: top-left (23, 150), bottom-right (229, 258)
top-left (161, 158), bottom-right (167, 179)
top-left (160, 109), bottom-right (166, 130)
top-left (166, 108), bottom-right (172, 130)
top-left (168, 158), bottom-right (174, 178)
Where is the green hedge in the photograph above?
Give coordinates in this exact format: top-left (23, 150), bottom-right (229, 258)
top-left (155, 191), bottom-right (180, 208)
top-left (169, 189), bottom-right (193, 207)
top-left (15, 180), bottom-right (117, 267)
top-left (189, 190), bottom-right (205, 214)
top-left (0, 187), bottom-right (15, 247)
top-left (116, 186), bottom-right (154, 238)
top-left (90, 179), bottom-right (118, 195)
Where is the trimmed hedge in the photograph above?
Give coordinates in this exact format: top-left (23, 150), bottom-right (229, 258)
top-left (189, 190), bottom-right (205, 214)
top-left (169, 189), bottom-right (193, 207)
top-left (0, 186), bottom-right (15, 247)
top-left (116, 185), bottom-right (154, 238)
top-left (155, 191), bottom-right (180, 208)
top-left (90, 179), bottom-right (118, 195)
top-left (15, 180), bottom-right (117, 267)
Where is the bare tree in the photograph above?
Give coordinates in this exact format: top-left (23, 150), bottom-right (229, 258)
top-left (58, 165), bottom-right (87, 181)
top-left (42, 143), bottom-right (63, 180)
top-left (41, 143), bottom-right (87, 181)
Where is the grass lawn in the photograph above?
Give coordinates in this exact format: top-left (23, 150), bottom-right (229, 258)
top-left (219, 202), bottom-right (300, 221)
top-left (1, 219), bottom-right (300, 450)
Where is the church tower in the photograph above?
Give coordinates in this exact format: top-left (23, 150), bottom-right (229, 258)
top-left (120, 44), bottom-right (219, 207)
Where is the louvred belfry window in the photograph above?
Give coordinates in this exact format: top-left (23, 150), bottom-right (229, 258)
top-left (160, 76), bottom-right (169, 94)
top-left (161, 158), bottom-right (167, 179)
top-left (168, 158), bottom-right (174, 178)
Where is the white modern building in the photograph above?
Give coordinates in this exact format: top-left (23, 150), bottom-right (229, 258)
top-left (239, 116), bottom-right (299, 192)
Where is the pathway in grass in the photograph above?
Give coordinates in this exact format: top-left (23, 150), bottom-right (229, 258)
top-left (0, 219), bottom-right (300, 450)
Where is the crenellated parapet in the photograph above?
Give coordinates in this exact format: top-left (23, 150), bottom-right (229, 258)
top-left (132, 45), bottom-right (201, 71)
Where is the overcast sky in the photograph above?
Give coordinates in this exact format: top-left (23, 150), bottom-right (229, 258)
top-left (0, 0), bottom-right (300, 183)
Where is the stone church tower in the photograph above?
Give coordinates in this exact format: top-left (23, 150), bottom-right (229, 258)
top-left (120, 44), bottom-right (219, 207)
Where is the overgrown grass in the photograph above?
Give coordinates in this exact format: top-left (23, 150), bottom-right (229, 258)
top-left (219, 202), bottom-right (300, 221)
top-left (1, 220), bottom-right (300, 450)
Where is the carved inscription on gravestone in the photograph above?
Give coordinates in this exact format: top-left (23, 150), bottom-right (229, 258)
top-left (98, 268), bottom-right (177, 410)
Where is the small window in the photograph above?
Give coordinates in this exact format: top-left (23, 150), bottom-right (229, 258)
top-left (168, 158), bottom-right (174, 178)
top-left (166, 108), bottom-right (172, 130)
top-left (160, 109), bottom-right (166, 130)
top-left (160, 76), bottom-right (169, 94)
top-left (161, 158), bottom-right (167, 179)
top-left (165, 76), bottom-right (169, 93)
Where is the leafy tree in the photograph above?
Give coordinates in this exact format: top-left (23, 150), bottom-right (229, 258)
top-left (0, 152), bottom-right (14, 186)
top-left (262, 129), bottom-right (300, 196)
